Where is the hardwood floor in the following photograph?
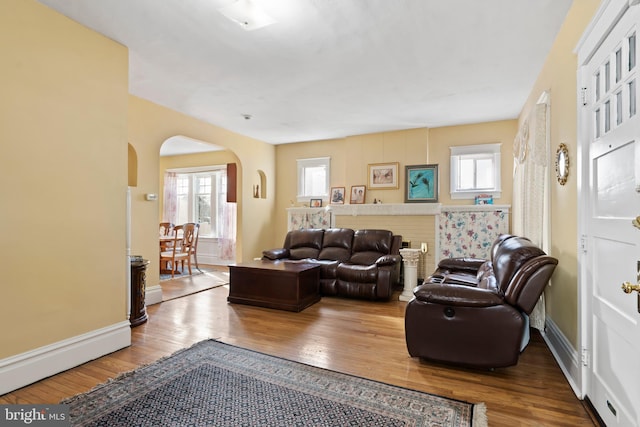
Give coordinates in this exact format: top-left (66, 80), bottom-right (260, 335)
top-left (1, 284), bottom-right (595, 426)
top-left (159, 264), bottom-right (229, 301)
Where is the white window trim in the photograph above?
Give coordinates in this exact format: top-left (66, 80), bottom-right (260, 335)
top-left (296, 157), bottom-right (330, 202)
top-left (168, 165), bottom-right (227, 237)
top-left (450, 143), bottom-right (502, 200)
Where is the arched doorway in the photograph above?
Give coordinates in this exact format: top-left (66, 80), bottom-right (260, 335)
top-left (158, 136), bottom-right (240, 268)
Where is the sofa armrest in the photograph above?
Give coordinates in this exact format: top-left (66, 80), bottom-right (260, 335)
top-left (413, 283), bottom-right (504, 307)
top-left (437, 258), bottom-right (487, 273)
top-left (262, 248), bottom-right (290, 260)
top-left (376, 254), bottom-right (401, 266)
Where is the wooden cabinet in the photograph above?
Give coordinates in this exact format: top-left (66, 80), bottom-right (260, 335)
top-left (130, 259), bottom-right (149, 327)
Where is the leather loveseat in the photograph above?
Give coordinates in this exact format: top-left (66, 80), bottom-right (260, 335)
top-left (262, 228), bottom-right (402, 300)
top-left (404, 234), bottom-right (558, 368)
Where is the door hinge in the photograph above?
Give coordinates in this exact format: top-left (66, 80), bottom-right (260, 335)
top-left (580, 235), bottom-right (588, 254)
top-left (581, 348), bottom-right (590, 367)
top-left (581, 88), bottom-right (588, 106)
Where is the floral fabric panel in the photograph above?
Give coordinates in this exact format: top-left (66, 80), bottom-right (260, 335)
top-left (289, 210), bottom-right (331, 230)
top-left (439, 210), bottom-right (510, 259)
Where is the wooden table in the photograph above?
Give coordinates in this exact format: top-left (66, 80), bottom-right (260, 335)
top-left (228, 260), bottom-right (321, 312)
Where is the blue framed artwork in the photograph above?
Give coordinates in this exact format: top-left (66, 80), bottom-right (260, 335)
top-left (405, 164), bottom-right (438, 203)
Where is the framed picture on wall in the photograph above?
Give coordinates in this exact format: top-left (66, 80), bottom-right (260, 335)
top-left (367, 162), bottom-right (399, 189)
top-left (405, 164), bottom-right (438, 203)
top-left (350, 185), bottom-right (366, 204)
top-left (330, 187), bottom-right (346, 204)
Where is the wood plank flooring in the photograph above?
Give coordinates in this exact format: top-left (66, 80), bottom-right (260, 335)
top-left (0, 279), bottom-right (595, 426)
top-left (159, 265), bottom-right (229, 301)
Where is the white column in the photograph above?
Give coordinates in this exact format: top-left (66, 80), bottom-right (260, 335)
top-left (399, 249), bottom-right (420, 302)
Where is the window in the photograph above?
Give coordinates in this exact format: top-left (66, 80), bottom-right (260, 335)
top-left (297, 157), bottom-right (330, 202)
top-left (174, 167), bottom-right (227, 237)
top-left (450, 144), bottom-right (501, 199)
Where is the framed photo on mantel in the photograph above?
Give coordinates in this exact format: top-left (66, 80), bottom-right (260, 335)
top-left (350, 185), bottom-right (366, 204)
top-left (330, 187), bottom-right (345, 204)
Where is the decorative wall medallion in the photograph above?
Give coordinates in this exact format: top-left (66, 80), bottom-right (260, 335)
top-left (555, 143), bottom-right (570, 185)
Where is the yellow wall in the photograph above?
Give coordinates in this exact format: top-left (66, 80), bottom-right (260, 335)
top-left (0, 0), bottom-right (129, 357)
top-left (517, 0), bottom-right (600, 348)
top-left (429, 120), bottom-right (517, 206)
top-left (274, 122), bottom-right (516, 245)
top-left (0, 0), bottom-right (277, 362)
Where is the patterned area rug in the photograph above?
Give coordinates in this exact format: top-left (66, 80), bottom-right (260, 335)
top-left (62, 340), bottom-right (487, 426)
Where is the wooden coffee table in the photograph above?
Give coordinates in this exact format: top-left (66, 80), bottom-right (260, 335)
top-left (228, 260), bottom-right (321, 312)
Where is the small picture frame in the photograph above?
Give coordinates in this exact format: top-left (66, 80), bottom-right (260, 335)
top-left (405, 164), bottom-right (438, 203)
top-left (474, 194), bottom-right (494, 205)
top-left (367, 162), bottom-right (399, 189)
top-left (350, 185), bottom-right (366, 204)
top-left (310, 198), bottom-right (323, 208)
top-left (330, 187), bottom-right (346, 204)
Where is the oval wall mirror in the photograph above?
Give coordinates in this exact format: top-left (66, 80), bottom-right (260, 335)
top-left (555, 143), bottom-right (569, 185)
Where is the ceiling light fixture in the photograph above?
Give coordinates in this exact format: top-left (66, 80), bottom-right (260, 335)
top-left (219, 0), bottom-right (276, 31)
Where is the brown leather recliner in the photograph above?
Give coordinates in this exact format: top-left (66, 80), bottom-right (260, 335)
top-left (334, 229), bottom-right (402, 300)
top-left (405, 234), bottom-right (558, 368)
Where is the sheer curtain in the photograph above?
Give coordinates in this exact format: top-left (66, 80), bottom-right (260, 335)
top-left (513, 94), bottom-right (550, 331)
top-left (218, 201), bottom-right (236, 261)
top-left (162, 168), bottom-right (237, 263)
top-left (163, 172), bottom-right (178, 225)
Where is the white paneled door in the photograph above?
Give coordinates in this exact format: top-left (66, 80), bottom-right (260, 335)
top-left (579, 1), bottom-right (640, 425)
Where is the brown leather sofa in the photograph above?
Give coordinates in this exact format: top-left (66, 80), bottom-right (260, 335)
top-left (262, 228), bottom-right (402, 300)
top-left (405, 234), bottom-right (558, 368)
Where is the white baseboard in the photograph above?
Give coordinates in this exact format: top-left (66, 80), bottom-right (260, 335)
top-left (146, 284), bottom-right (163, 305)
top-left (0, 321), bottom-right (131, 395)
top-left (542, 317), bottom-right (583, 398)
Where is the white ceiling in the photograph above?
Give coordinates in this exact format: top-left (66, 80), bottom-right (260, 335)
top-left (38, 0), bottom-right (573, 148)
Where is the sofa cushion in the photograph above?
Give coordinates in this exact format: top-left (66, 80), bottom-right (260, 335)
top-left (286, 229), bottom-right (324, 260)
top-left (350, 251), bottom-right (385, 265)
top-left (413, 282), bottom-right (504, 307)
top-left (352, 229), bottom-right (392, 254)
top-left (318, 228), bottom-right (354, 261)
top-left (348, 229), bottom-right (393, 265)
top-left (337, 263), bottom-right (377, 282)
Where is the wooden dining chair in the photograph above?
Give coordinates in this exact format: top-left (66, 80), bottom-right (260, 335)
top-left (159, 222), bottom-right (176, 257)
top-left (160, 224), bottom-right (196, 278)
top-left (159, 222), bottom-right (174, 236)
top-left (189, 223), bottom-right (201, 271)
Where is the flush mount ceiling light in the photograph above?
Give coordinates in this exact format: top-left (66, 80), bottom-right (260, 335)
top-left (219, 0), bottom-right (276, 31)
